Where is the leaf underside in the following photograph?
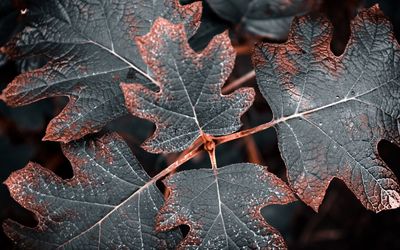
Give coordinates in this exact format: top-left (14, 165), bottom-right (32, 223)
top-left (206, 0), bottom-right (319, 39)
top-left (253, 5), bottom-right (400, 212)
top-left (3, 133), bottom-right (181, 249)
top-left (1, 0), bottom-right (201, 143)
top-left (122, 18), bottom-right (255, 154)
top-left (157, 163), bottom-right (296, 249)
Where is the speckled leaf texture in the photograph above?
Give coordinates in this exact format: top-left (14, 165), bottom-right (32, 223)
top-left (253, 5), bottom-right (400, 212)
top-left (157, 163), bottom-right (296, 249)
top-left (121, 18), bottom-right (255, 154)
top-left (3, 133), bottom-right (181, 249)
top-left (206, 0), bottom-right (319, 39)
top-left (0, 0), bottom-right (201, 143)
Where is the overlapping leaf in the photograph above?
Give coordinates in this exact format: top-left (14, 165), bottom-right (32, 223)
top-left (157, 163), bottom-right (296, 249)
top-left (0, 0), bottom-right (201, 143)
top-left (204, 0), bottom-right (319, 39)
top-left (122, 18), bottom-right (255, 154)
top-left (187, 1), bottom-right (229, 51)
top-left (3, 133), bottom-right (181, 249)
top-left (253, 5), bottom-right (400, 212)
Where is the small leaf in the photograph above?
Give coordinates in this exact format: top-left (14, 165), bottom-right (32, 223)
top-left (253, 5), bottom-right (400, 212)
top-left (1, 0), bottom-right (201, 143)
top-left (157, 163), bottom-right (296, 249)
top-left (122, 18), bottom-right (255, 154)
top-left (3, 133), bottom-right (181, 249)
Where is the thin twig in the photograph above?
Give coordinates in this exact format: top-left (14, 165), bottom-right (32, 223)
top-left (151, 145), bottom-right (202, 182)
top-left (163, 140), bottom-right (203, 198)
top-left (243, 132), bottom-right (263, 165)
top-left (222, 70), bottom-right (256, 94)
top-left (234, 45), bottom-right (253, 55)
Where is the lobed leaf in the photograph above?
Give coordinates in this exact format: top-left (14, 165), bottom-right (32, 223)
top-left (253, 5), bottom-right (400, 212)
top-left (122, 18), bottom-right (255, 154)
top-left (3, 133), bottom-right (181, 249)
top-left (157, 163), bottom-right (296, 249)
top-left (1, 0), bottom-right (201, 143)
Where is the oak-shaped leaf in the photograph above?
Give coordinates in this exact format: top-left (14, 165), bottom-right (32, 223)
top-left (206, 0), bottom-right (319, 39)
top-left (157, 163), bottom-right (296, 249)
top-left (253, 5), bottom-right (400, 212)
top-left (0, 0), bottom-right (201, 143)
top-left (3, 133), bottom-right (181, 249)
top-left (121, 18), bottom-right (255, 154)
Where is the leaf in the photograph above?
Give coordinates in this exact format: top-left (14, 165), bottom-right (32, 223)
top-left (157, 163), bottom-right (296, 249)
top-left (253, 5), bottom-right (400, 212)
top-left (188, 1), bottom-right (230, 51)
top-left (1, 0), bottom-right (201, 143)
top-left (121, 18), bottom-right (255, 154)
top-left (3, 133), bottom-right (181, 249)
top-left (206, 0), bottom-right (319, 39)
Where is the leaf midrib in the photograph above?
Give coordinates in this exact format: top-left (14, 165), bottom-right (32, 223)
top-left (274, 76), bottom-right (399, 125)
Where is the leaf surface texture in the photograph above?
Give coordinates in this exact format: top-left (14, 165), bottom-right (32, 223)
top-left (3, 133), bottom-right (181, 249)
top-left (122, 18), bottom-right (255, 153)
top-left (253, 6), bottom-right (400, 212)
top-left (1, 0), bottom-right (201, 142)
top-left (157, 163), bottom-right (296, 249)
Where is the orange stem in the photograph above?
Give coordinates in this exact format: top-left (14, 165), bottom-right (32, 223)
top-left (151, 145), bottom-right (202, 181)
top-left (222, 70), bottom-right (256, 94)
top-left (214, 120), bottom-right (278, 146)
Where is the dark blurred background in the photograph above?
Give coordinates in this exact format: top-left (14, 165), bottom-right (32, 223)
top-left (1, 0), bottom-right (399, 249)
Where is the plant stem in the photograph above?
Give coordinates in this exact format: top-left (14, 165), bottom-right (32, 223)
top-left (214, 119), bottom-right (278, 145)
top-left (151, 145), bottom-right (202, 182)
top-left (222, 70), bottom-right (256, 94)
top-left (243, 131), bottom-right (263, 164)
top-left (208, 148), bottom-right (217, 170)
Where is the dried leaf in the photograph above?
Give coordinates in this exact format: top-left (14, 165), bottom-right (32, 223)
top-left (253, 5), bottom-right (400, 212)
top-left (3, 133), bottom-right (181, 249)
top-left (1, 0), bottom-right (201, 143)
top-left (157, 163), bottom-right (296, 249)
top-left (122, 18), bottom-right (255, 154)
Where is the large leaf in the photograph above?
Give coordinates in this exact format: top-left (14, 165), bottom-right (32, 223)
top-left (206, 0), bottom-right (319, 39)
top-left (253, 5), bottom-right (400, 212)
top-left (157, 163), bottom-right (296, 249)
top-left (121, 18), bottom-right (255, 154)
top-left (3, 133), bottom-right (181, 249)
top-left (1, 0), bottom-right (201, 143)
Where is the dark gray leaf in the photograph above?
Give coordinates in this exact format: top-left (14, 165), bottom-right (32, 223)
top-left (1, 0), bottom-right (201, 143)
top-left (253, 6), bottom-right (400, 212)
top-left (122, 18), bottom-right (255, 154)
top-left (157, 163), bottom-right (296, 249)
top-left (207, 0), bottom-right (319, 39)
top-left (188, 1), bottom-right (229, 51)
top-left (3, 133), bottom-right (181, 249)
